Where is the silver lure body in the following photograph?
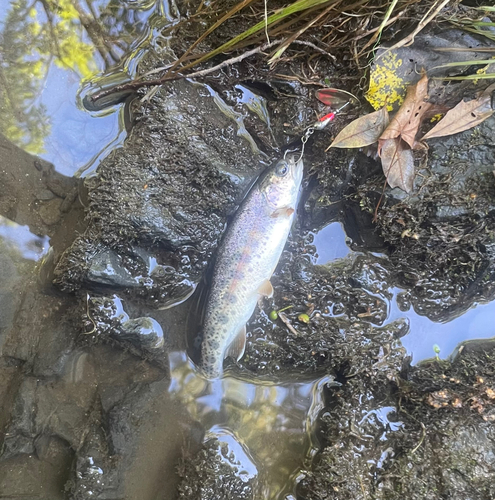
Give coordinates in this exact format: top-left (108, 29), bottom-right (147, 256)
top-left (199, 156), bottom-right (304, 379)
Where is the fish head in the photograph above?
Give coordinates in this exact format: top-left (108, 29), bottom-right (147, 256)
top-left (259, 155), bottom-right (304, 210)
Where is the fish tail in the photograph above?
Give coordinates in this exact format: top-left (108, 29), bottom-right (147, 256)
top-left (197, 360), bottom-right (222, 380)
top-left (198, 344), bottom-right (223, 380)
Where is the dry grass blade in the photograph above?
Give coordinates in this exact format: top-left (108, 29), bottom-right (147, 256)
top-left (268, 1), bottom-right (340, 63)
top-left (433, 74), bottom-right (495, 80)
top-left (359, 0), bottom-right (398, 53)
top-left (430, 59), bottom-right (495, 70)
top-left (165, 0), bottom-right (258, 77)
top-left (433, 47), bottom-right (495, 53)
top-left (377, 0), bottom-right (451, 59)
top-left (181, 0), bottom-right (337, 72)
top-left (452, 24), bottom-right (495, 42)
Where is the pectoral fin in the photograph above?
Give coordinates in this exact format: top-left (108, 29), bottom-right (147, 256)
top-left (271, 207), bottom-right (295, 218)
top-left (257, 279), bottom-right (274, 298)
top-left (225, 325), bottom-right (247, 361)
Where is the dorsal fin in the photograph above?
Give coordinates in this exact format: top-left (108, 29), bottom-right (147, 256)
top-left (225, 325), bottom-right (247, 361)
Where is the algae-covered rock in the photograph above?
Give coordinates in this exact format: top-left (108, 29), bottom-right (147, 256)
top-left (177, 436), bottom-right (258, 500)
top-left (239, 250), bottom-right (408, 379)
top-left (298, 346), bottom-right (495, 500)
top-left (357, 114), bottom-right (495, 322)
top-left (52, 47), bottom-right (263, 308)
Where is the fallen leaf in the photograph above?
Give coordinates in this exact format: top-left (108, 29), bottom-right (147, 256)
top-left (427, 389), bottom-right (452, 408)
top-left (380, 74), bottom-right (433, 148)
top-left (378, 137), bottom-right (415, 192)
top-left (328, 106), bottom-right (389, 149)
top-left (421, 84), bottom-right (495, 141)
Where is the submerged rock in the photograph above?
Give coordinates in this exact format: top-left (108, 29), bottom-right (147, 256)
top-left (177, 433), bottom-right (258, 500)
top-left (81, 294), bottom-right (168, 366)
top-left (239, 250), bottom-right (408, 379)
top-left (120, 317), bottom-right (165, 351)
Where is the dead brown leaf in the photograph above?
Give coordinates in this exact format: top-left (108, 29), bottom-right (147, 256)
top-left (378, 137), bottom-right (415, 193)
top-left (421, 84), bottom-right (495, 141)
top-left (380, 74), bottom-right (432, 149)
top-left (328, 106), bottom-right (389, 149)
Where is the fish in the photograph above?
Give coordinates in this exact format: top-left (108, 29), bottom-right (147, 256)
top-left (199, 155), bottom-right (304, 379)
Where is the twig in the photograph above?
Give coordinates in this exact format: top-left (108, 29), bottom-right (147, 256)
top-left (90, 40), bottom-right (281, 103)
top-left (89, 37), bottom-right (337, 104)
top-left (360, 0), bottom-right (399, 53)
top-left (376, 0), bottom-right (451, 60)
top-left (268, 2), bottom-right (339, 64)
top-left (164, 0), bottom-right (257, 79)
top-left (353, 11), bottom-right (404, 43)
top-left (90, 38), bottom-right (336, 105)
top-left (290, 39), bottom-right (337, 61)
top-left (278, 311), bottom-right (299, 336)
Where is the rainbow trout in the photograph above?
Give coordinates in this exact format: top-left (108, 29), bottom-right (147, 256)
top-left (199, 155), bottom-right (304, 379)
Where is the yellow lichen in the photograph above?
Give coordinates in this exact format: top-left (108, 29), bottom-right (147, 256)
top-left (430, 113), bottom-right (443, 122)
top-left (472, 58), bottom-right (495, 85)
top-left (366, 52), bottom-right (407, 111)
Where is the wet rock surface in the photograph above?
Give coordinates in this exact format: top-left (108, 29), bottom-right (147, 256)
top-left (357, 114), bottom-right (495, 321)
top-left (52, 47), bottom-right (268, 309)
top-left (0, 134), bottom-right (84, 241)
top-left (298, 347), bottom-right (495, 500)
top-left (239, 252), bottom-right (408, 378)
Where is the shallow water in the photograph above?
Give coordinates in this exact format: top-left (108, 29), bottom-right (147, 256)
top-left (1, 1), bottom-right (495, 499)
top-left (0, 216), bottom-right (49, 261)
top-left (310, 222), bottom-right (495, 364)
top-left (168, 352), bottom-right (331, 499)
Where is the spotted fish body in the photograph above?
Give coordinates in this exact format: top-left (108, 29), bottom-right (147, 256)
top-left (199, 156), bottom-right (304, 379)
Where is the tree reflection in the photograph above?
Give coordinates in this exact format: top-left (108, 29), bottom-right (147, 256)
top-left (0, 0), bottom-right (159, 154)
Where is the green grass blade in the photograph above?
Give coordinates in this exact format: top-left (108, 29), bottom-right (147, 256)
top-left (184, 0), bottom-right (335, 69)
top-left (433, 73), bottom-right (495, 80)
top-left (430, 58), bottom-right (495, 70)
top-left (268, 0), bottom-right (338, 63)
top-left (433, 47), bottom-right (495, 52)
top-left (169, 0), bottom-right (257, 74)
top-left (471, 21), bottom-right (495, 27)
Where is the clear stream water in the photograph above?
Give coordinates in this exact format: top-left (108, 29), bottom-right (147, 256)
top-left (1, 1), bottom-right (495, 498)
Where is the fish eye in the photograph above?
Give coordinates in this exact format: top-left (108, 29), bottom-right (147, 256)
top-left (275, 162), bottom-right (289, 177)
